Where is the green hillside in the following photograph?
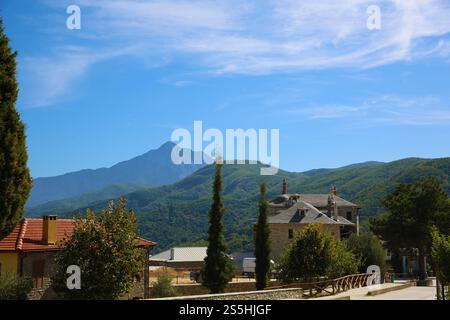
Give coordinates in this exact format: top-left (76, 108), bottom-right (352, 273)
top-left (29, 157), bottom-right (450, 253)
top-left (27, 142), bottom-right (204, 207)
top-left (26, 183), bottom-right (145, 217)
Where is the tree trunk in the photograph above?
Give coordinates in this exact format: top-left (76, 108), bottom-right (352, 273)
top-left (418, 250), bottom-right (428, 281)
top-left (442, 283), bottom-right (446, 301)
top-left (437, 277), bottom-right (441, 300)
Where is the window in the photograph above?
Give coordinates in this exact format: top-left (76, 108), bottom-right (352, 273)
top-left (288, 229), bottom-right (294, 239)
top-left (32, 260), bottom-right (45, 289)
top-left (346, 211), bottom-right (352, 221)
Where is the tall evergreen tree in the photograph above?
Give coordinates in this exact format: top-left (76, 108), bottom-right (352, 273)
top-left (254, 181), bottom-right (271, 290)
top-left (201, 161), bottom-right (234, 293)
top-left (370, 177), bottom-right (450, 280)
top-left (0, 18), bottom-right (31, 240)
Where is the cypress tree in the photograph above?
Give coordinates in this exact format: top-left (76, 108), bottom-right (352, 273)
top-left (0, 18), bottom-right (32, 240)
top-left (201, 161), bottom-right (234, 293)
top-left (255, 181), bottom-right (271, 290)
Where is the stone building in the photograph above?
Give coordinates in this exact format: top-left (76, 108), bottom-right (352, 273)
top-left (0, 215), bottom-right (156, 299)
top-left (267, 178), bottom-right (360, 259)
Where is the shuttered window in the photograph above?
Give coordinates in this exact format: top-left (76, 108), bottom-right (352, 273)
top-left (288, 229), bottom-right (294, 239)
top-left (346, 212), bottom-right (352, 221)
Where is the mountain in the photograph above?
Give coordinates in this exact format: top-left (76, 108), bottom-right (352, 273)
top-left (27, 142), bottom-right (205, 207)
top-left (26, 183), bottom-right (145, 217)
top-left (28, 157), bottom-right (450, 253)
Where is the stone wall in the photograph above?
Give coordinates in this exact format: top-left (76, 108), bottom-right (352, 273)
top-left (20, 251), bottom-right (59, 300)
top-left (269, 224), bottom-right (341, 259)
top-left (149, 280), bottom-right (282, 298)
top-left (151, 287), bottom-right (304, 300)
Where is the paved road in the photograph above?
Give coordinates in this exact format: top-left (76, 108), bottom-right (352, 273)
top-left (354, 286), bottom-right (436, 300)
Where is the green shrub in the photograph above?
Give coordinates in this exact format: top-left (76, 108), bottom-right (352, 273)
top-left (152, 275), bottom-right (177, 298)
top-left (278, 224), bottom-right (360, 283)
top-left (346, 233), bottom-right (388, 276)
top-left (0, 272), bottom-right (32, 300)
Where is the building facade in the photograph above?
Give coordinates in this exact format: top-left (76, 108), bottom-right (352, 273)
top-left (0, 215), bottom-right (156, 299)
top-left (267, 179), bottom-right (360, 259)
top-left (149, 247), bottom-right (207, 270)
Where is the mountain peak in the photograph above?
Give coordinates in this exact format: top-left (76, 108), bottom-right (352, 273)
top-left (27, 141), bottom-right (204, 207)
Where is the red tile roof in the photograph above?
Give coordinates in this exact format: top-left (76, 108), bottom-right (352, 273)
top-left (0, 218), bottom-right (157, 252)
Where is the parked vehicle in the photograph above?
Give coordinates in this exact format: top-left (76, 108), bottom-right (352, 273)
top-left (242, 257), bottom-right (256, 277)
top-left (242, 258), bottom-right (277, 277)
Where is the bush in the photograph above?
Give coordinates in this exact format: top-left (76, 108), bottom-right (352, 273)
top-left (278, 224), bottom-right (360, 283)
top-left (327, 240), bottom-right (360, 279)
top-left (0, 272), bottom-right (32, 300)
top-left (152, 275), bottom-right (177, 298)
top-left (346, 233), bottom-right (388, 276)
top-left (52, 199), bottom-right (146, 300)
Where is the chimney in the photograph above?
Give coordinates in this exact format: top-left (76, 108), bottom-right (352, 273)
top-left (43, 215), bottom-right (57, 245)
top-left (333, 198), bottom-right (338, 221)
top-left (282, 177), bottom-right (287, 194)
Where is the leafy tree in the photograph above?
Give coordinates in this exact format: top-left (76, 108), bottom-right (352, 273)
top-left (278, 224), bottom-right (359, 283)
top-left (431, 228), bottom-right (450, 299)
top-left (52, 199), bottom-right (145, 299)
top-left (0, 18), bottom-right (32, 240)
top-left (370, 177), bottom-right (450, 280)
top-left (152, 274), bottom-right (177, 298)
top-left (254, 181), bottom-right (271, 290)
top-left (278, 224), bottom-right (330, 282)
top-left (346, 233), bottom-right (387, 276)
top-left (201, 162), bottom-right (234, 293)
top-left (327, 240), bottom-right (360, 279)
top-left (0, 272), bottom-right (32, 300)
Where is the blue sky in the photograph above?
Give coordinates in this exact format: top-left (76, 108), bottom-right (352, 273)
top-left (2, 0), bottom-right (450, 178)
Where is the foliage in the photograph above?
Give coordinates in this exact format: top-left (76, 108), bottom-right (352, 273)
top-left (346, 233), bottom-right (387, 275)
top-left (0, 272), bottom-right (32, 300)
top-left (370, 177), bottom-right (450, 279)
top-left (278, 224), bottom-right (358, 282)
top-left (201, 162), bottom-right (234, 293)
top-left (254, 181), bottom-right (271, 290)
top-left (52, 199), bottom-right (146, 299)
top-left (431, 228), bottom-right (450, 286)
top-left (327, 240), bottom-right (360, 279)
top-left (0, 18), bottom-right (32, 240)
top-left (32, 158), bottom-right (450, 253)
top-left (152, 274), bottom-right (177, 298)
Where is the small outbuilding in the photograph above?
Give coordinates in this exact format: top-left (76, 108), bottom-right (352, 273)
top-left (149, 247), bottom-right (207, 270)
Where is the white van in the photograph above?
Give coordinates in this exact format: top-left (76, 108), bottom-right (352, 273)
top-left (242, 257), bottom-right (256, 276)
top-left (242, 258), bottom-right (277, 277)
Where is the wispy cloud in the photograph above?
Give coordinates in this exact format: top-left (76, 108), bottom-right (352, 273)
top-left (288, 95), bottom-right (450, 125)
top-left (22, 0), bottom-right (450, 106)
top-left (21, 45), bottom-right (140, 107)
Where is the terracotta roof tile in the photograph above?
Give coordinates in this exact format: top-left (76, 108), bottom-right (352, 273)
top-left (137, 237), bottom-right (158, 247)
top-left (0, 222), bottom-right (21, 251)
top-left (0, 218), bottom-right (156, 252)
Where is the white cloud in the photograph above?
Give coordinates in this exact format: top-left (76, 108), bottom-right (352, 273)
top-left (23, 0), bottom-right (450, 105)
top-left (288, 95), bottom-right (450, 125)
top-left (20, 45), bottom-right (139, 107)
top-left (58, 0), bottom-right (450, 72)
